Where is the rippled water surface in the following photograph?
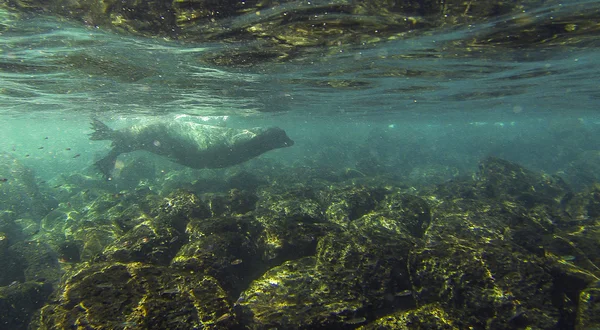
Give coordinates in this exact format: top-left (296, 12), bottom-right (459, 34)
top-left (1, 1), bottom-right (599, 119)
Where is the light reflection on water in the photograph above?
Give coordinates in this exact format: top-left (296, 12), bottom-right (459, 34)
top-left (0, 1), bottom-right (599, 119)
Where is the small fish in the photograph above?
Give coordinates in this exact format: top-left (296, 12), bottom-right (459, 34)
top-left (395, 290), bottom-right (413, 297)
top-left (231, 259), bottom-right (243, 265)
top-left (120, 321), bottom-right (138, 328)
top-left (216, 313), bottom-right (232, 323)
top-left (53, 184), bottom-right (63, 188)
top-left (65, 148), bottom-right (71, 151)
top-left (38, 147), bottom-right (44, 149)
top-left (73, 154), bottom-right (81, 158)
top-left (160, 288), bottom-right (180, 295)
top-left (96, 283), bottom-right (114, 289)
top-left (25, 154), bottom-right (30, 157)
top-left (345, 317), bottom-right (366, 325)
top-left (44, 137), bottom-right (48, 140)
top-left (0, 178), bottom-right (7, 182)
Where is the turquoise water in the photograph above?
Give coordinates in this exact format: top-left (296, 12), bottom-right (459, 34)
top-left (2, 1), bottom-right (600, 329)
top-left (1, 1), bottom-right (599, 183)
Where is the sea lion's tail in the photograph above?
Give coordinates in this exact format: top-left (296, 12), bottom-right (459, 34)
top-left (90, 118), bottom-right (115, 141)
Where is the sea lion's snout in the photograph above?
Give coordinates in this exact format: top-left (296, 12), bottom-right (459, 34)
top-left (282, 134), bottom-right (294, 147)
top-left (273, 128), bottom-right (294, 148)
top-left (261, 127), bottom-right (294, 149)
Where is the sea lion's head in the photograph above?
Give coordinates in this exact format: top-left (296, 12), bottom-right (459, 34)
top-left (262, 127), bottom-right (294, 149)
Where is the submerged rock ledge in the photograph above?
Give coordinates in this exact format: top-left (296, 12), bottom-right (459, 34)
top-left (1, 157), bottom-right (600, 329)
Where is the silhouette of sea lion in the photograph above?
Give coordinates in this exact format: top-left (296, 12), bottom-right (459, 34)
top-left (90, 119), bottom-right (294, 177)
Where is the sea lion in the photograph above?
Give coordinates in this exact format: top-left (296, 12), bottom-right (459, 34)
top-left (90, 118), bottom-right (294, 177)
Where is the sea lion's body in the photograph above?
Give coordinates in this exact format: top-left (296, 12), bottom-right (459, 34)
top-left (90, 119), bottom-right (294, 176)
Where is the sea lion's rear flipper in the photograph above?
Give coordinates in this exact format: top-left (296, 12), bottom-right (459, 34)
top-left (90, 118), bottom-right (115, 141)
top-left (95, 150), bottom-right (119, 178)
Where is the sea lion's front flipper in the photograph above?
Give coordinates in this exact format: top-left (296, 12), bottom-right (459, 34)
top-left (95, 150), bottom-right (119, 178)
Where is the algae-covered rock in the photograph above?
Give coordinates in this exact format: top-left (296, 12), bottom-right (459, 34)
top-left (406, 157), bottom-right (598, 329)
top-left (321, 185), bottom-right (386, 227)
top-left (201, 189), bottom-right (258, 218)
top-left (16, 156), bottom-right (600, 329)
top-left (562, 151), bottom-right (600, 191)
top-left (358, 303), bottom-right (458, 329)
top-left (376, 192), bottom-right (431, 238)
top-left (38, 189), bottom-right (161, 263)
top-left (577, 285), bottom-right (600, 329)
top-left (238, 226), bottom-right (414, 328)
top-left (255, 186), bottom-right (336, 263)
top-left (0, 236), bottom-right (26, 286)
top-left (477, 156), bottom-right (570, 207)
top-left (0, 280), bottom-right (53, 330)
top-left (102, 218), bottom-right (184, 265)
top-left (102, 190), bottom-right (207, 264)
top-left (8, 240), bottom-right (62, 284)
top-left (236, 256), bottom-right (368, 328)
top-left (409, 237), bottom-right (560, 329)
top-left (172, 214), bottom-right (264, 295)
top-left (0, 152), bottom-right (52, 220)
top-left (35, 262), bottom-right (235, 329)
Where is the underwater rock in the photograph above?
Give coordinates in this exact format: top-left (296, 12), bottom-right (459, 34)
top-left (0, 237), bottom-right (61, 287)
top-left (0, 212), bottom-right (27, 245)
top-left (563, 185), bottom-right (600, 222)
top-left (376, 192), bottom-right (431, 238)
top-left (411, 158), bottom-right (600, 329)
top-left (0, 241), bottom-right (59, 329)
top-left (19, 156), bottom-right (600, 328)
top-left (34, 262), bottom-right (235, 330)
top-left (562, 151), bottom-right (600, 191)
top-left (577, 285), bottom-right (600, 329)
top-left (254, 187), bottom-right (337, 264)
top-left (358, 303), bottom-right (458, 329)
top-left (102, 190), bottom-right (207, 265)
top-left (315, 230), bottom-right (414, 308)
top-left (0, 235), bottom-right (26, 287)
top-left (238, 227), bottom-right (414, 328)
top-left (477, 156), bottom-right (571, 207)
top-left (0, 152), bottom-right (52, 220)
top-left (38, 189), bottom-right (161, 263)
top-left (0, 280), bottom-right (53, 330)
top-left (321, 185), bottom-right (386, 227)
top-left (409, 225), bottom-right (560, 328)
top-left (256, 187), bottom-right (325, 225)
top-left (201, 189), bottom-right (259, 217)
top-left (102, 218), bottom-right (184, 265)
top-left (8, 240), bottom-right (61, 285)
top-left (172, 214), bottom-right (264, 295)
top-left (236, 256), bottom-right (367, 328)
